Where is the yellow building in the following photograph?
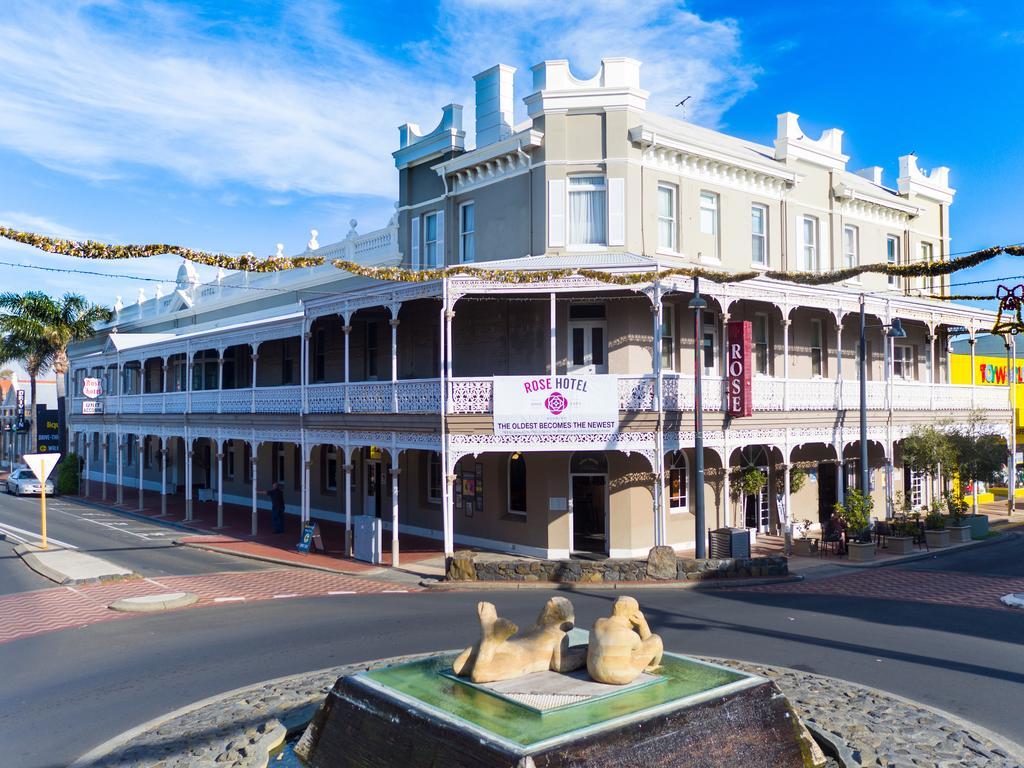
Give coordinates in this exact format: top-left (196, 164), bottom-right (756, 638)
top-left (951, 337), bottom-right (1020, 502)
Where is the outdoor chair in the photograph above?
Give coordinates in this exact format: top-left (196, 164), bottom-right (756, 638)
top-left (912, 520), bottom-right (929, 551)
top-left (873, 520), bottom-right (891, 550)
top-left (819, 523), bottom-right (845, 558)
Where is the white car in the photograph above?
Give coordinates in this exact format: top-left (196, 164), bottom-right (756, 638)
top-left (5, 468), bottom-right (55, 496)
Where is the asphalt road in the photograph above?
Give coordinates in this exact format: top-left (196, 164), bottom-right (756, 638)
top-left (1, 535), bottom-right (1023, 768)
top-left (0, 491), bottom-right (272, 593)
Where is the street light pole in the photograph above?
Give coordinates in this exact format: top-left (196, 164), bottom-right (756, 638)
top-left (690, 278), bottom-right (708, 558)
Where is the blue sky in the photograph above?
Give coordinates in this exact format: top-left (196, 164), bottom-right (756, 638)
top-left (0, 0), bottom-right (1021, 309)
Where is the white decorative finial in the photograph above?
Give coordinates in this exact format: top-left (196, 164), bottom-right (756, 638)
top-left (388, 201), bottom-right (399, 227)
top-left (114, 296), bottom-right (123, 313)
top-left (307, 229), bottom-right (320, 251)
top-left (216, 267), bottom-right (226, 283)
top-left (137, 287), bottom-right (146, 304)
top-left (155, 284), bottom-right (164, 300)
top-left (275, 243), bottom-right (284, 258)
top-left (347, 219), bottom-right (359, 238)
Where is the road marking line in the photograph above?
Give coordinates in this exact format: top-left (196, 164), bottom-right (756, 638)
top-left (382, 589), bottom-right (407, 593)
top-left (74, 516), bottom-right (154, 540)
top-left (0, 522), bottom-right (77, 549)
top-left (327, 590), bottom-right (356, 595)
top-left (213, 596), bottom-right (246, 602)
top-left (272, 593), bottom-right (300, 599)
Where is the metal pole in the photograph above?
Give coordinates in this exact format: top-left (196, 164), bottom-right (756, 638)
top-left (1009, 339), bottom-right (1016, 516)
top-left (693, 278), bottom-right (706, 558)
top-left (859, 296), bottom-right (869, 496)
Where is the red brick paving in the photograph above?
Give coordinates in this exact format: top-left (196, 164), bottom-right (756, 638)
top-left (737, 568), bottom-right (1024, 611)
top-left (0, 568), bottom-right (421, 645)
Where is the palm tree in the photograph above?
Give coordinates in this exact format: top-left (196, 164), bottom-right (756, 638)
top-left (0, 333), bottom-right (50, 452)
top-left (0, 292), bottom-right (111, 453)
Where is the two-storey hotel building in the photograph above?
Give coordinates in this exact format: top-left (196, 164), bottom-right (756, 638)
top-left (67, 58), bottom-right (1009, 563)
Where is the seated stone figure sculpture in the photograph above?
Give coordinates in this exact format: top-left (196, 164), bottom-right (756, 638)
top-left (452, 596), bottom-right (587, 683)
top-left (587, 596), bottom-right (664, 685)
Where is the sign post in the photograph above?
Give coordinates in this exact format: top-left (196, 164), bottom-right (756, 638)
top-left (22, 452), bottom-right (61, 550)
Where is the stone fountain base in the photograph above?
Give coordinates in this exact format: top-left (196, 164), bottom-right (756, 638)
top-left (296, 648), bottom-right (820, 768)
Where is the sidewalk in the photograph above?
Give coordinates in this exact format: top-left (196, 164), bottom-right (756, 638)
top-left (71, 486), bottom-right (451, 576)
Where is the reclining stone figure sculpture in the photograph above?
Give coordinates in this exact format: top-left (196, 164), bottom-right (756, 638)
top-left (587, 596), bottom-right (664, 685)
top-left (452, 596), bottom-right (586, 683)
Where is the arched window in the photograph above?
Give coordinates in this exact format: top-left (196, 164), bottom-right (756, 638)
top-left (668, 451), bottom-right (687, 511)
top-left (508, 453), bottom-right (527, 517)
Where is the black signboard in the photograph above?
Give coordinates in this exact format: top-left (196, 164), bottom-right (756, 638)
top-left (36, 407), bottom-right (60, 453)
top-left (297, 522), bottom-right (325, 554)
top-left (15, 389), bottom-right (25, 430)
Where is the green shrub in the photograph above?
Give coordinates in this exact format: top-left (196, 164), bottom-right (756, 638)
top-left (55, 453), bottom-right (80, 495)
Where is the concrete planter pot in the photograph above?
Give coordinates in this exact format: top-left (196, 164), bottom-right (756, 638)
top-left (925, 529), bottom-right (949, 548)
top-left (948, 525), bottom-right (972, 544)
top-left (846, 541), bottom-right (875, 562)
top-left (793, 538), bottom-right (818, 557)
top-left (965, 514), bottom-right (989, 539)
top-left (886, 536), bottom-right (914, 555)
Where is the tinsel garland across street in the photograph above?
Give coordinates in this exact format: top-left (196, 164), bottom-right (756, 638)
top-left (0, 227), bottom-right (325, 272)
top-left (1, 225), bottom-right (1022, 287)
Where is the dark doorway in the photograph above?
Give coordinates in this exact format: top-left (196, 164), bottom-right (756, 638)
top-left (817, 462), bottom-right (837, 522)
top-left (572, 475), bottom-right (607, 553)
top-left (366, 460), bottom-right (383, 518)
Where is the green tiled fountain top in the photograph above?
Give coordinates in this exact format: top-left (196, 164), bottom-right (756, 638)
top-left (357, 650), bottom-right (755, 751)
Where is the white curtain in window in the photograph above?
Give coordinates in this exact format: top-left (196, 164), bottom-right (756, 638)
top-left (569, 185), bottom-right (606, 245)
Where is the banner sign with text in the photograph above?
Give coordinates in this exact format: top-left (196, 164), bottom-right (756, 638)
top-left (726, 320), bottom-right (752, 417)
top-left (82, 377), bottom-right (103, 399)
top-left (82, 401), bottom-right (104, 415)
top-left (36, 407), bottom-right (60, 453)
top-left (15, 389), bottom-right (25, 429)
top-left (492, 375), bottom-right (619, 434)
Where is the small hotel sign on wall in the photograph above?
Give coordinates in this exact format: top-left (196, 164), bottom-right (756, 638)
top-left (493, 375), bottom-right (618, 434)
top-left (726, 320), bottom-right (752, 417)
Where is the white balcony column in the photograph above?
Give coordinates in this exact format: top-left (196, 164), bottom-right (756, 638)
top-left (250, 350), bottom-right (259, 414)
top-left (159, 440), bottom-right (168, 517)
top-left (217, 355), bottom-right (225, 414)
top-left (185, 448), bottom-right (194, 521)
top-left (215, 442), bottom-right (225, 528)
top-left (343, 459), bottom-right (354, 556)
top-left (835, 454), bottom-right (845, 507)
top-left (782, 317), bottom-right (792, 410)
top-left (301, 329), bottom-right (310, 415)
top-left (651, 287), bottom-right (666, 546)
top-left (722, 449), bottom-right (731, 529)
top-left (835, 320), bottom-right (844, 410)
top-left (549, 292), bottom-right (557, 376)
top-left (446, 307), bottom-right (455, 379)
top-left (389, 315), bottom-right (400, 413)
top-left (137, 437), bottom-right (145, 511)
top-left (161, 361), bottom-right (168, 414)
top-left (250, 443), bottom-right (259, 536)
top-left (783, 461), bottom-right (792, 556)
top-left (100, 435), bottom-right (108, 500)
top-left (885, 444), bottom-right (895, 519)
top-left (115, 434), bottom-right (124, 505)
top-left (927, 332), bottom-right (936, 410)
top-left (342, 323), bottom-right (352, 414)
top-left (443, 471), bottom-right (456, 557)
top-left (390, 465), bottom-right (401, 567)
top-left (186, 357), bottom-right (194, 413)
top-left (84, 433), bottom-right (92, 498)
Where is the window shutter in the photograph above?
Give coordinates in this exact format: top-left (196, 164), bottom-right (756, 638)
top-left (548, 179), bottom-right (566, 247)
top-left (410, 215), bottom-right (420, 269)
top-left (435, 209), bottom-right (445, 267)
top-left (608, 177), bottom-right (625, 246)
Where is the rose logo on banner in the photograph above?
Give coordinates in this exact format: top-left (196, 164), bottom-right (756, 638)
top-left (544, 391), bottom-right (568, 415)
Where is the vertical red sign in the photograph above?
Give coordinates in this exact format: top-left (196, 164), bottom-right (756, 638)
top-left (726, 320), bottom-right (752, 417)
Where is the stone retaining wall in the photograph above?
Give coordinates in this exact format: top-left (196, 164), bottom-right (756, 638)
top-left (445, 547), bottom-right (788, 583)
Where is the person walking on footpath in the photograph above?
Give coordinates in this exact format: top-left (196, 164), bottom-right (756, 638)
top-left (267, 482), bottom-right (285, 534)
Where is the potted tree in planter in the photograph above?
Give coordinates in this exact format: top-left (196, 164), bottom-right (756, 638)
top-left (945, 492), bottom-right (972, 544)
top-left (924, 502), bottom-right (949, 548)
top-left (886, 495), bottom-right (916, 555)
top-left (838, 490), bottom-right (874, 562)
top-left (947, 413), bottom-right (1004, 540)
top-left (792, 518), bottom-right (818, 557)
top-left (730, 466), bottom-right (767, 542)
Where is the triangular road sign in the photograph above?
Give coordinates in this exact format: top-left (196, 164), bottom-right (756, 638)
top-left (23, 452), bottom-right (61, 483)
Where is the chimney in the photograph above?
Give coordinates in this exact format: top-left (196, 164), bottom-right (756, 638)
top-left (473, 64), bottom-right (516, 148)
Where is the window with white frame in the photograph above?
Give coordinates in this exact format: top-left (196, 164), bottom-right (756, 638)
top-left (427, 451), bottom-right (442, 503)
top-left (908, 469), bottom-right (925, 508)
top-left (893, 344), bottom-right (914, 380)
top-left (423, 212), bottom-right (439, 267)
top-left (568, 176), bottom-right (607, 245)
top-left (753, 313), bottom-right (770, 375)
top-left (751, 203), bottom-right (768, 266)
top-left (508, 453), bottom-right (527, 516)
top-left (324, 446), bottom-right (337, 491)
top-left (125, 435), bottom-right (135, 467)
top-left (660, 304), bottom-right (675, 371)
top-left (810, 319), bottom-right (824, 377)
top-left (887, 235), bottom-right (901, 288)
top-left (843, 224), bottom-right (859, 269)
top-left (657, 184), bottom-right (677, 251)
top-left (699, 191), bottom-right (718, 236)
top-left (459, 202), bottom-right (475, 263)
top-left (226, 442), bottom-right (235, 479)
top-left (801, 216), bottom-right (819, 272)
top-left (668, 451), bottom-right (687, 510)
top-left (919, 241), bottom-right (933, 291)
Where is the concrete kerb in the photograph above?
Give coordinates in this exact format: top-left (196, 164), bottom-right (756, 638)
top-left (420, 574), bottom-right (804, 591)
top-left (109, 592), bottom-right (200, 613)
top-left (827, 529), bottom-right (1018, 571)
top-left (13, 542), bottom-right (139, 586)
top-left (178, 538), bottom-right (389, 578)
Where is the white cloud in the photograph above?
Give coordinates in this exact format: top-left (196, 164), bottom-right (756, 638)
top-left (0, 0), bottom-right (757, 199)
